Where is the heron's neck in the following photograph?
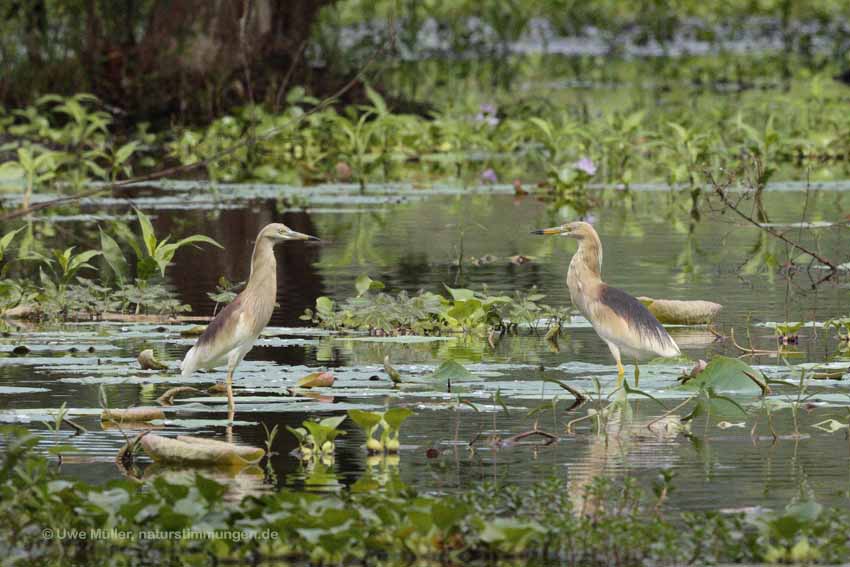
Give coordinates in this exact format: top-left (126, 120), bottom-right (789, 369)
top-left (246, 237), bottom-right (277, 295)
top-left (570, 235), bottom-right (603, 281)
top-left (566, 236), bottom-right (603, 316)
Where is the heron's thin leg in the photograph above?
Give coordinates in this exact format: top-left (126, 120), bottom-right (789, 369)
top-left (225, 367), bottom-right (235, 412)
top-left (606, 341), bottom-right (625, 387)
top-left (634, 360), bottom-right (640, 388)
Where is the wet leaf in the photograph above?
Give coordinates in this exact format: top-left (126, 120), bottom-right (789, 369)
top-left (431, 360), bottom-right (475, 382)
top-left (296, 371), bottom-right (335, 388)
top-left (137, 349), bottom-right (168, 370)
top-left (348, 409), bottom-right (382, 430)
top-left (99, 228), bottom-right (128, 284)
top-left (679, 356), bottom-right (766, 394)
top-left (355, 274), bottom-right (384, 296)
top-left (101, 407), bottom-right (165, 423)
top-left (140, 434), bottom-right (264, 466)
top-left (639, 297), bottom-right (722, 325)
top-left (383, 407), bottom-right (413, 429)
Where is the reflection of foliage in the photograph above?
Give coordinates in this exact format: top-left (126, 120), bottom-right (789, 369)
top-left (315, 212), bottom-right (389, 269)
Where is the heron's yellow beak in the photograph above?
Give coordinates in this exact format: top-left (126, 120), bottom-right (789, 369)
top-left (286, 230), bottom-right (321, 241)
top-left (531, 226), bottom-right (565, 236)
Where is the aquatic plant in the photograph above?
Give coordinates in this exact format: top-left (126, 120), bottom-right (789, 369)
top-left (3, 426), bottom-right (850, 565)
top-left (303, 276), bottom-right (567, 335)
top-left (347, 408), bottom-right (413, 454)
top-left (286, 415), bottom-right (347, 460)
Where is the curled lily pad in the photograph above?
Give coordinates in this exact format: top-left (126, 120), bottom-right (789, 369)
top-left (101, 407), bottom-right (165, 423)
top-left (639, 297), bottom-right (722, 325)
top-left (138, 349), bottom-right (168, 370)
top-left (140, 434), bottom-right (264, 466)
top-left (180, 325), bottom-right (206, 337)
top-left (296, 371), bottom-right (335, 388)
top-left (156, 386), bottom-right (202, 406)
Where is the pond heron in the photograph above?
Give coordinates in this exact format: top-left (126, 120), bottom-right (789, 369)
top-left (532, 221), bottom-right (679, 386)
top-left (181, 223), bottom-right (319, 412)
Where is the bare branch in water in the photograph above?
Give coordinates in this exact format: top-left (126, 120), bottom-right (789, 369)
top-left (706, 162), bottom-right (837, 276)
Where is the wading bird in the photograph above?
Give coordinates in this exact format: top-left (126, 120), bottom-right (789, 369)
top-left (181, 223), bottom-right (319, 413)
top-left (532, 221), bottom-right (679, 386)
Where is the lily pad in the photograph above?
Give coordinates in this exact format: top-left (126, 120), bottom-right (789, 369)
top-left (101, 407), bottom-right (166, 423)
top-left (0, 386), bottom-right (49, 394)
top-left (639, 297), bottom-right (722, 325)
top-left (296, 371), bottom-right (335, 388)
top-left (679, 356), bottom-right (766, 394)
top-left (140, 434), bottom-right (265, 466)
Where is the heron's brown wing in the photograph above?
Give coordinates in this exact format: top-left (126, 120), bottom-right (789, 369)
top-left (198, 295), bottom-right (244, 348)
top-left (190, 295), bottom-right (260, 368)
top-left (592, 285), bottom-right (679, 357)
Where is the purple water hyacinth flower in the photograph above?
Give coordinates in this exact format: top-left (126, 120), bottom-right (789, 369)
top-left (475, 103), bottom-right (499, 126)
top-left (582, 214), bottom-right (597, 225)
top-left (479, 103), bottom-right (497, 115)
top-left (480, 168), bottom-right (498, 184)
top-left (574, 157), bottom-right (597, 176)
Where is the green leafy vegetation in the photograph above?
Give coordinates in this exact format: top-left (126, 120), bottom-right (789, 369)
top-left (0, 210), bottom-right (221, 320)
top-left (302, 277), bottom-right (568, 334)
top-left (3, 426), bottom-right (850, 566)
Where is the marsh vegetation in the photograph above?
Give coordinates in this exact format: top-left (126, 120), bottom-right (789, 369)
top-left (2, 2), bottom-right (850, 565)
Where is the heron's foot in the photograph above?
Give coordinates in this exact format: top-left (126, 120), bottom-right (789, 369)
top-left (616, 361), bottom-right (625, 388)
top-left (634, 364), bottom-right (640, 388)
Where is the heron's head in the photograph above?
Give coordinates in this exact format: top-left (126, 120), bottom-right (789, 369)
top-left (260, 223), bottom-right (320, 243)
top-left (531, 221), bottom-right (596, 240)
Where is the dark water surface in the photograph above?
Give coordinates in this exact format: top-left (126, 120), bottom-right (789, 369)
top-left (2, 182), bottom-right (850, 512)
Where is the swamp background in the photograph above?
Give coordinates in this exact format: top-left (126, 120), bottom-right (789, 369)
top-left (2, 1), bottom-right (850, 564)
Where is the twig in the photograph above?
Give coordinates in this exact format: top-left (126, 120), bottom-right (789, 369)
top-left (707, 325), bottom-right (727, 341)
top-left (274, 41), bottom-right (307, 112)
top-left (729, 328), bottom-right (780, 355)
top-left (61, 417), bottom-right (87, 435)
top-left (496, 426), bottom-right (558, 447)
top-left (708, 168), bottom-right (837, 271)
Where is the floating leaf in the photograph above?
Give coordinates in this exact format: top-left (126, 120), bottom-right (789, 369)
top-left (679, 356), bottom-right (766, 394)
top-left (101, 407), bottom-right (165, 423)
top-left (296, 371), bottom-right (335, 388)
top-left (638, 297), bottom-right (722, 324)
top-left (180, 325), bottom-right (206, 337)
top-left (156, 387), bottom-right (202, 406)
top-left (137, 349), bottom-right (168, 370)
top-left (140, 434), bottom-right (264, 466)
